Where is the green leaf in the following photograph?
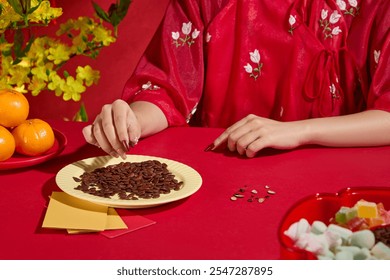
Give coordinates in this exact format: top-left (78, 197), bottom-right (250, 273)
top-left (24, 35), bottom-right (34, 53)
top-left (108, 0), bottom-right (132, 27)
top-left (0, 33), bottom-right (6, 43)
top-left (92, 1), bottom-right (111, 23)
top-left (27, 0), bottom-right (43, 15)
top-left (12, 31), bottom-right (34, 65)
top-left (73, 102), bottom-right (88, 122)
top-left (116, 0), bottom-right (132, 21)
top-left (21, 0), bottom-right (31, 13)
top-left (7, 0), bottom-right (23, 16)
top-left (13, 29), bottom-right (24, 57)
top-left (13, 57), bottom-right (22, 64)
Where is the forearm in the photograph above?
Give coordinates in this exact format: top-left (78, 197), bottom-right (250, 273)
top-left (302, 110), bottom-right (390, 147)
top-left (129, 101), bottom-right (168, 138)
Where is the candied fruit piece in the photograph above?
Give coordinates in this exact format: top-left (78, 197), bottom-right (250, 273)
top-left (335, 206), bottom-right (358, 225)
top-left (335, 206), bottom-right (350, 224)
top-left (356, 200), bottom-right (378, 218)
top-left (366, 217), bottom-right (385, 228)
top-left (346, 207), bottom-right (357, 221)
top-left (347, 217), bottom-right (368, 231)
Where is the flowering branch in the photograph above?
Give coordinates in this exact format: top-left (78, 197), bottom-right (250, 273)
top-left (0, 0), bottom-right (132, 121)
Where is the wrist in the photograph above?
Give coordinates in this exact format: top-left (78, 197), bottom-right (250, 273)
top-left (297, 119), bottom-right (317, 146)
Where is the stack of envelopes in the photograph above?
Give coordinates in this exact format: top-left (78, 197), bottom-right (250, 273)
top-left (42, 192), bottom-right (155, 238)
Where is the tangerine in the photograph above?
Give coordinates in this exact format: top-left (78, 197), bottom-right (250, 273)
top-left (0, 125), bottom-right (16, 161)
top-left (0, 89), bottom-right (30, 128)
top-left (12, 119), bottom-right (55, 156)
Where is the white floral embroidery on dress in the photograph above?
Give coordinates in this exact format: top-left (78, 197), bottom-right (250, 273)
top-left (374, 50), bottom-right (381, 64)
top-left (319, 9), bottom-right (342, 39)
top-left (206, 32), bottom-right (212, 43)
top-left (135, 81), bottom-right (160, 95)
top-left (288, 15), bottom-right (297, 35)
top-left (329, 83), bottom-right (340, 99)
top-left (337, 0), bottom-right (360, 17)
top-left (244, 49), bottom-right (263, 80)
top-left (172, 21), bottom-right (200, 47)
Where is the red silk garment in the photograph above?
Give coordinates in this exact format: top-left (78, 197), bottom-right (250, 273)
top-left (122, 0), bottom-right (390, 128)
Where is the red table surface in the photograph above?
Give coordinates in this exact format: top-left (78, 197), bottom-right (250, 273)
top-left (1, 120), bottom-right (390, 260)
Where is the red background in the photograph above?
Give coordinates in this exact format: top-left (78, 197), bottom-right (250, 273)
top-left (26, 0), bottom-right (169, 121)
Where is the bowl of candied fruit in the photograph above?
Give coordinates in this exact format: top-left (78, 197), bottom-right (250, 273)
top-left (278, 186), bottom-right (390, 260)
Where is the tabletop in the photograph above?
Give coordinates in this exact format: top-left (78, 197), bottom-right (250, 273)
top-left (1, 120), bottom-right (390, 260)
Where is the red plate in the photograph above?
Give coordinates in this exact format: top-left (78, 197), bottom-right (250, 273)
top-left (278, 186), bottom-right (390, 259)
top-left (0, 128), bottom-right (67, 170)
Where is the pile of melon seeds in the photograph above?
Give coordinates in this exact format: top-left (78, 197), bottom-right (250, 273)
top-left (230, 185), bottom-right (276, 203)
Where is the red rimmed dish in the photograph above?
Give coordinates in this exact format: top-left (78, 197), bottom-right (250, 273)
top-left (0, 128), bottom-right (67, 170)
top-left (278, 186), bottom-right (390, 260)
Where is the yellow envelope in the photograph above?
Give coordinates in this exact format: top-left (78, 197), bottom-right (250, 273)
top-left (66, 208), bottom-right (128, 234)
top-left (105, 208), bottom-right (128, 230)
top-left (42, 192), bottom-right (108, 231)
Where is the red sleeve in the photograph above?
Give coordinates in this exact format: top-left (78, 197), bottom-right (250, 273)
top-left (367, 0), bottom-right (390, 112)
top-left (121, 0), bottom-right (214, 126)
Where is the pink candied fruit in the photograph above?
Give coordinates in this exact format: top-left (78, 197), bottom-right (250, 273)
top-left (347, 217), bottom-right (368, 231)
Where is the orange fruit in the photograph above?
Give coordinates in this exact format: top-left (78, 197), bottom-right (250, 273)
top-left (12, 119), bottom-right (55, 156)
top-left (0, 125), bottom-right (16, 161)
top-left (0, 89), bottom-right (30, 128)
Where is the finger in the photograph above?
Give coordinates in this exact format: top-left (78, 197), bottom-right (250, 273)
top-left (82, 124), bottom-right (98, 146)
top-left (93, 117), bottom-right (120, 158)
top-left (100, 104), bottom-right (127, 159)
top-left (235, 131), bottom-right (262, 155)
top-left (245, 137), bottom-right (267, 158)
top-left (226, 125), bottom-right (253, 152)
top-left (112, 100), bottom-right (131, 151)
top-left (126, 109), bottom-right (142, 146)
top-left (213, 116), bottom-right (253, 149)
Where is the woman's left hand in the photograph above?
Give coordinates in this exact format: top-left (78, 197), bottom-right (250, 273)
top-left (212, 114), bottom-right (308, 157)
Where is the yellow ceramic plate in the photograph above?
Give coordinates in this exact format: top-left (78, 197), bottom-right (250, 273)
top-left (55, 155), bottom-right (202, 208)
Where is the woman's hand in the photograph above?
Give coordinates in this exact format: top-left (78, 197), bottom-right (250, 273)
top-left (212, 114), bottom-right (308, 157)
top-left (82, 99), bottom-right (141, 159)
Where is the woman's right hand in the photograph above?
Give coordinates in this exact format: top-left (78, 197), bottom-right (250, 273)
top-left (82, 99), bottom-right (141, 159)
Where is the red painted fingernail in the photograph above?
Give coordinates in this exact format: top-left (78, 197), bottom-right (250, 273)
top-left (122, 140), bottom-right (130, 152)
top-left (204, 143), bottom-right (215, 152)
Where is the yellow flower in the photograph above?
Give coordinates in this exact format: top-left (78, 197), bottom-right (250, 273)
top-left (56, 19), bottom-right (75, 35)
top-left (8, 66), bottom-right (30, 86)
top-left (31, 63), bottom-right (52, 82)
top-left (28, 76), bottom-right (47, 96)
top-left (62, 76), bottom-right (86, 101)
top-left (47, 44), bottom-right (71, 64)
top-left (13, 84), bottom-right (28, 94)
top-left (92, 25), bottom-right (116, 46)
top-left (47, 73), bottom-right (65, 96)
top-left (28, 1), bottom-right (63, 24)
top-left (76, 65), bottom-right (100, 86)
top-left (0, 1), bottom-right (21, 32)
top-left (0, 41), bottom-right (13, 53)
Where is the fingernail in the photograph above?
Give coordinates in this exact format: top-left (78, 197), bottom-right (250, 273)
top-left (130, 137), bottom-right (139, 148)
top-left (116, 148), bottom-right (127, 160)
top-left (204, 143), bottom-right (215, 152)
top-left (109, 151), bottom-right (119, 158)
top-left (122, 140), bottom-right (130, 152)
top-left (120, 152), bottom-right (127, 160)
